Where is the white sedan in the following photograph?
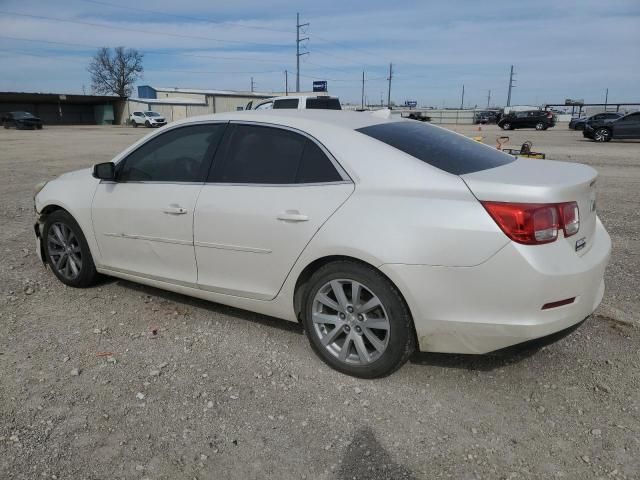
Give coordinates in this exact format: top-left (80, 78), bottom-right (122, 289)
top-left (33, 110), bottom-right (611, 378)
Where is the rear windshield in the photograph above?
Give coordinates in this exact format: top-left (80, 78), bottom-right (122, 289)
top-left (306, 97), bottom-right (342, 110)
top-left (356, 121), bottom-right (515, 175)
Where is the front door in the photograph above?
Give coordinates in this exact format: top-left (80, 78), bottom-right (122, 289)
top-left (92, 123), bottom-right (227, 284)
top-left (194, 123), bottom-right (354, 300)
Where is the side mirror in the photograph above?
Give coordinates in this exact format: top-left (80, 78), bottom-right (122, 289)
top-left (93, 162), bottom-right (115, 181)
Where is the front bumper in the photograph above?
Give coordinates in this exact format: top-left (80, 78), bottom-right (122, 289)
top-left (380, 218), bottom-right (611, 354)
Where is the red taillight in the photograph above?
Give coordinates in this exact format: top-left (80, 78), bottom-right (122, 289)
top-left (482, 201), bottom-right (579, 245)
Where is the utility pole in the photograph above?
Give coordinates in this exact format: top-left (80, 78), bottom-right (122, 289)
top-left (460, 84), bottom-right (465, 109)
top-left (285, 70), bottom-right (288, 96)
top-left (250, 77), bottom-right (255, 93)
top-left (604, 87), bottom-right (609, 111)
top-left (487, 89), bottom-right (491, 108)
top-left (507, 65), bottom-right (515, 107)
top-left (387, 63), bottom-right (393, 108)
top-left (361, 71), bottom-right (365, 110)
top-left (296, 12), bottom-right (309, 93)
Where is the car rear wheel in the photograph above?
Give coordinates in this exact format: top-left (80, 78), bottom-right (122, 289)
top-left (43, 210), bottom-right (99, 288)
top-left (535, 122), bottom-right (545, 130)
top-left (594, 128), bottom-right (611, 142)
top-left (301, 261), bottom-right (415, 378)
top-left (501, 122), bottom-right (512, 130)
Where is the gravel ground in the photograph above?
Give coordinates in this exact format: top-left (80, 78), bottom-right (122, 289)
top-left (1, 124), bottom-right (638, 480)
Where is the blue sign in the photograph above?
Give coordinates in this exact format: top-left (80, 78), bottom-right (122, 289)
top-left (406, 100), bottom-right (418, 108)
top-left (313, 81), bottom-right (328, 92)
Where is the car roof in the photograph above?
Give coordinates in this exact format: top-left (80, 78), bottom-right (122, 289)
top-left (174, 109), bottom-right (394, 132)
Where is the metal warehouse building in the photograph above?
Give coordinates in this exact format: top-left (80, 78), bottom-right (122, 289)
top-left (0, 92), bottom-right (125, 125)
top-left (127, 85), bottom-right (286, 123)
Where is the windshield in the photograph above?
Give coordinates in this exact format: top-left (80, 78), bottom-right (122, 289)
top-left (357, 121), bottom-right (515, 175)
top-left (12, 111), bottom-right (35, 119)
top-left (145, 111), bottom-right (161, 117)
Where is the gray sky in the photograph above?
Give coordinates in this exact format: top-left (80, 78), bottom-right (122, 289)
top-left (1, 0), bottom-right (638, 106)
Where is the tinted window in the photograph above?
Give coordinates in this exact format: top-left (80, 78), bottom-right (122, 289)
top-left (118, 124), bottom-right (226, 182)
top-left (306, 97), bottom-right (342, 110)
top-left (297, 140), bottom-right (342, 183)
top-left (356, 121), bottom-right (515, 175)
top-left (209, 125), bottom-right (342, 184)
top-left (209, 125), bottom-right (305, 183)
top-left (273, 99), bottom-right (299, 109)
top-left (619, 112), bottom-right (640, 122)
top-left (255, 101), bottom-right (273, 110)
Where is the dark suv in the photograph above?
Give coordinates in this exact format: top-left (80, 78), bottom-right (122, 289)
top-left (583, 112), bottom-right (640, 142)
top-left (2, 111), bottom-right (43, 129)
top-left (498, 110), bottom-right (555, 130)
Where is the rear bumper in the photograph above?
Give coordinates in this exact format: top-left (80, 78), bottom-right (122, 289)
top-left (380, 218), bottom-right (611, 354)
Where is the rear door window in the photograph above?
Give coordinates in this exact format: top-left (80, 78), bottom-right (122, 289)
top-left (273, 99), bottom-right (299, 109)
top-left (305, 97), bottom-right (342, 110)
top-left (356, 121), bottom-right (515, 175)
top-left (208, 124), bottom-right (343, 184)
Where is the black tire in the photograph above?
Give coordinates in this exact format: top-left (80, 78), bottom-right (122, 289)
top-left (145, 120), bottom-right (151, 127)
top-left (501, 122), bottom-right (512, 130)
top-left (43, 210), bottom-right (99, 288)
top-left (132, 121), bottom-right (138, 128)
top-left (36, 125), bottom-right (43, 130)
top-left (3, 123), bottom-right (8, 129)
top-left (594, 128), bottom-right (612, 142)
top-left (301, 260), bottom-right (415, 378)
top-left (535, 122), bottom-right (545, 130)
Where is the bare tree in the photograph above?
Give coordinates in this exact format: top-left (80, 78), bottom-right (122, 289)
top-left (88, 47), bottom-right (143, 97)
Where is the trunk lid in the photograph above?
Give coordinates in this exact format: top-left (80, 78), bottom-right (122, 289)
top-left (461, 158), bottom-right (598, 255)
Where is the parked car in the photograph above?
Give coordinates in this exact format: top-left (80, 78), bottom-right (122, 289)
top-left (569, 112), bottom-right (623, 130)
top-left (473, 111), bottom-right (499, 124)
top-left (33, 110), bottom-right (610, 378)
top-left (129, 111), bottom-right (167, 128)
top-left (498, 110), bottom-right (555, 130)
top-left (583, 111), bottom-right (640, 142)
top-left (2, 111), bottom-right (43, 129)
top-left (247, 95), bottom-right (342, 111)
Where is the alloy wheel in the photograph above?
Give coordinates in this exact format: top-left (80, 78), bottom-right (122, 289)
top-left (47, 222), bottom-right (82, 280)
top-left (594, 129), bottom-right (610, 142)
top-left (311, 279), bottom-right (390, 366)
top-left (535, 122), bottom-right (545, 130)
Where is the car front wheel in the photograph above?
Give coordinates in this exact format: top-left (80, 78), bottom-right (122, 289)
top-left (302, 261), bottom-right (415, 378)
top-left (501, 122), bottom-right (512, 130)
top-left (43, 210), bottom-right (99, 288)
top-left (594, 128), bottom-right (612, 142)
top-left (535, 122), bottom-right (546, 130)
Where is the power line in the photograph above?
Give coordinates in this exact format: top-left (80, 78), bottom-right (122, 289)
top-left (0, 10), bottom-right (290, 49)
top-left (0, 35), bottom-right (287, 65)
top-left (79, 0), bottom-right (294, 35)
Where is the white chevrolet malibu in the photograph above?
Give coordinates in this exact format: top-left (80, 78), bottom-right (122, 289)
top-left (34, 110), bottom-right (611, 378)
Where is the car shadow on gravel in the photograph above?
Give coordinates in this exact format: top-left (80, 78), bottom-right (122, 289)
top-left (114, 279), bottom-right (305, 335)
top-left (336, 427), bottom-right (417, 480)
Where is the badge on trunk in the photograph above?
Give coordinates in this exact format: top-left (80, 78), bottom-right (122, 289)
top-left (575, 237), bottom-right (587, 252)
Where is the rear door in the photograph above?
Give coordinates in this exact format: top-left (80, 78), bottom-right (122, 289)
top-left (193, 123), bottom-right (353, 300)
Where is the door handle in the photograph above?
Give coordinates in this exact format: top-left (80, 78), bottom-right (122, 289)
top-left (277, 210), bottom-right (309, 222)
top-left (163, 205), bottom-right (188, 215)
